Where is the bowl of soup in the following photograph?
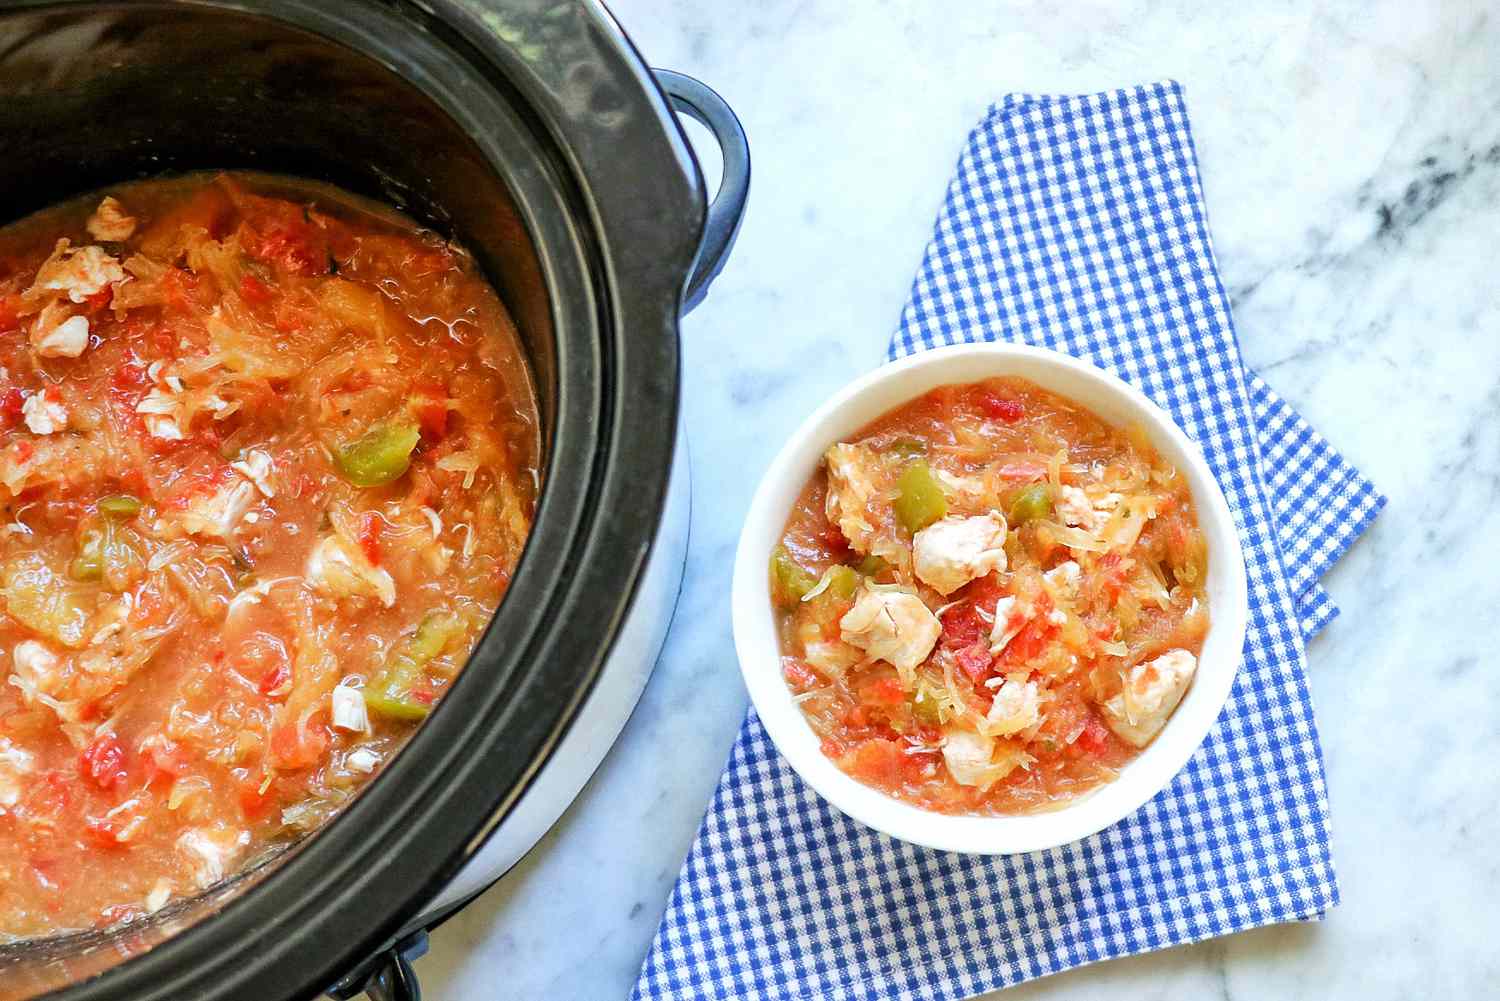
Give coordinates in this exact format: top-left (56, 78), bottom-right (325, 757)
top-left (733, 342), bottom-right (1248, 854)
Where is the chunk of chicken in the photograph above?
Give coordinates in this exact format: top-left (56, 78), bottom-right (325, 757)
top-left (136, 386), bottom-right (185, 441)
top-left (1057, 485), bottom-right (1124, 533)
top-left (7, 640), bottom-right (87, 743)
top-left (21, 389), bottom-right (68, 435)
top-left (27, 239), bottom-right (126, 304)
top-left (29, 302), bottom-right (90, 359)
top-left (989, 594), bottom-right (1029, 654)
top-left (822, 443), bottom-right (883, 554)
top-left (86, 196), bottom-right (137, 242)
top-left (941, 728), bottom-right (998, 787)
top-left (984, 677), bottom-right (1041, 736)
top-left (838, 584), bottom-right (940, 673)
top-left (1100, 648), bottom-right (1198, 747)
top-left (306, 533), bottom-right (396, 608)
top-left (11, 640), bottom-right (62, 697)
top-left (229, 449), bottom-right (276, 498)
top-left (940, 728), bottom-right (1031, 789)
top-left (176, 477), bottom-right (258, 538)
top-left (0, 737), bottom-right (36, 809)
top-left (176, 826), bottom-right (250, 888)
top-left (912, 512), bottom-right (1008, 595)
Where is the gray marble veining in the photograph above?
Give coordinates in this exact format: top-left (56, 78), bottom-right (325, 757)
top-left (418, 1), bottom-right (1499, 997)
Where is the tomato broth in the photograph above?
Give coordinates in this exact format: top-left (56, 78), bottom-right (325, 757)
top-left (0, 173), bottom-right (538, 936)
top-left (771, 378), bottom-right (1209, 817)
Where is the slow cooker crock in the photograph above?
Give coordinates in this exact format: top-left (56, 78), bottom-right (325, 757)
top-left (0, 2), bottom-right (748, 999)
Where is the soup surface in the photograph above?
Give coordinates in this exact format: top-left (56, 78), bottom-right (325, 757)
top-left (0, 173), bottom-right (538, 936)
top-left (772, 377), bottom-right (1208, 815)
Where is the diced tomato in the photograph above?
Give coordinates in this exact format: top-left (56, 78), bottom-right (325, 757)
top-left (819, 523), bottom-right (853, 559)
top-left (977, 389), bottom-right (1025, 423)
top-left (939, 580), bottom-right (1001, 651)
top-left (783, 660), bottom-right (819, 691)
top-left (409, 686), bottom-right (435, 707)
top-left (410, 379), bottom-right (448, 439)
top-left (158, 267), bottom-right (202, 312)
top-left (0, 387), bottom-right (23, 429)
top-left (1000, 612), bottom-right (1056, 667)
top-left (864, 676), bottom-right (908, 706)
top-left (843, 738), bottom-right (906, 787)
top-left (357, 512), bottom-right (382, 565)
top-left (241, 207), bottom-right (327, 277)
top-left (1095, 552), bottom-right (1128, 601)
top-left (238, 273), bottom-right (273, 304)
top-left (0, 292), bottom-right (20, 333)
top-left (269, 717), bottom-right (329, 770)
top-left (257, 663), bottom-right (291, 698)
top-left (80, 734), bottom-right (130, 791)
top-left (1074, 714), bottom-right (1112, 756)
top-left (83, 286), bottom-right (113, 315)
top-left (955, 641), bottom-right (994, 681)
top-left (234, 769), bottom-right (275, 821)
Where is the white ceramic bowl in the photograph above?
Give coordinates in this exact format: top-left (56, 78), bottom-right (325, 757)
top-left (732, 342), bottom-right (1249, 854)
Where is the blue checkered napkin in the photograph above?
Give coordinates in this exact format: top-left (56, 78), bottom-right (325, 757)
top-left (633, 81), bottom-right (1380, 1001)
top-left (1245, 375), bottom-right (1385, 639)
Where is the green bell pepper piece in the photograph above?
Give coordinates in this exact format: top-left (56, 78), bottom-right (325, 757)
top-left (333, 421), bottom-right (421, 488)
top-left (364, 611), bottom-right (464, 720)
top-left (893, 460), bottom-right (947, 534)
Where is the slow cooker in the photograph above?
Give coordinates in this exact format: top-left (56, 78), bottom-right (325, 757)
top-left (0, 1), bottom-right (749, 998)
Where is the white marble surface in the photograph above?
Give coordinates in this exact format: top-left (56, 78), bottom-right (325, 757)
top-left (419, 1), bottom-right (1500, 997)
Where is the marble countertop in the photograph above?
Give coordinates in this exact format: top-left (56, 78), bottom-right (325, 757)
top-left (419, 1), bottom-right (1498, 997)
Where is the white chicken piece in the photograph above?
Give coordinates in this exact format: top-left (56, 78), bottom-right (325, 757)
top-left (941, 729), bottom-right (999, 787)
top-left (984, 677), bottom-right (1041, 736)
top-left (330, 682), bottom-right (370, 733)
top-left (989, 595), bottom-right (1030, 654)
top-left (7, 640), bottom-right (88, 743)
top-left (176, 476), bottom-right (258, 538)
top-left (28, 239), bottom-right (126, 303)
top-left (135, 386), bottom-right (186, 440)
top-left (86, 196), bottom-right (137, 242)
top-left (911, 512), bottom-right (1009, 596)
top-left (176, 826), bottom-right (250, 888)
top-left (21, 389), bottom-right (68, 435)
top-left (822, 443), bottom-right (883, 554)
top-left (11, 640), bottom-right (62, 696)
top-left (306, 533), bottom-right (397, 608)
top-left (230, 449), bottom-right (277, 498)
top-left (0, 737), bottom-right (36, 809)
top-left (838, 584), bottom-right (941, 673)
top-left (1100, 648), bottom-right (1198, 747)
top-left (29, 302), bottom-right (91, 359)
top-left (1057, 485), bottom-right (1124, 533)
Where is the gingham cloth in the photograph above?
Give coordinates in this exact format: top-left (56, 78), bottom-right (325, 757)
top-left (632, 81), bottom-right (1383, 1001)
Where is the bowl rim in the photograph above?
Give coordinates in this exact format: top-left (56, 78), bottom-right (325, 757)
top-left (732, 341), bottom-right (1250, 855)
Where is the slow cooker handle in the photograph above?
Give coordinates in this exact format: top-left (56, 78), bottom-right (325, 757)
top-left (654, 69), bottom-right (750, 314)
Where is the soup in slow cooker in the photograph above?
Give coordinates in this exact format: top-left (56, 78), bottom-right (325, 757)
top-left (0, 173), bottom-right (538, 936)
top-left (771, 377), bottom-right (1209, 816)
